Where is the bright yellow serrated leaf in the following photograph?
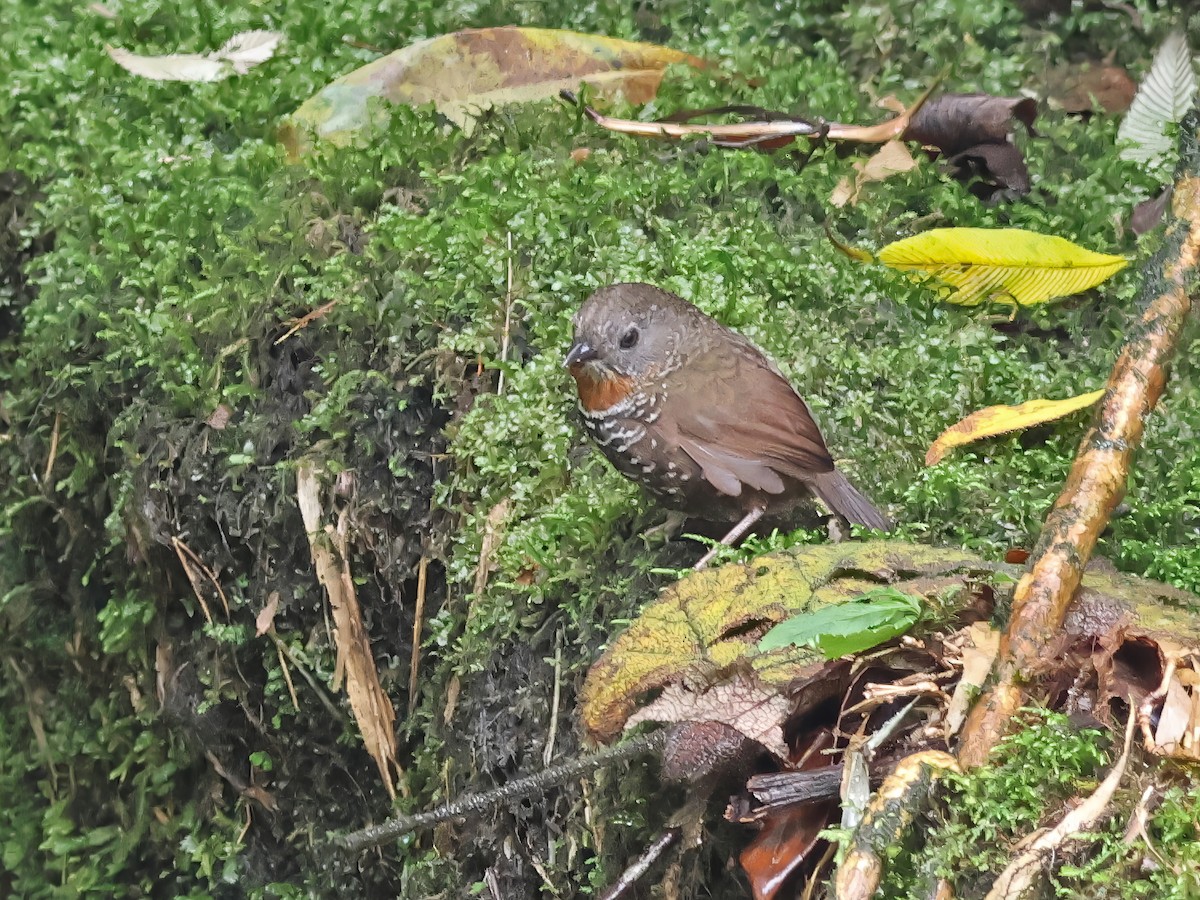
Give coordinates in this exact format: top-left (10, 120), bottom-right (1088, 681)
top-left (878, 228), bottom-right (1128, 306)
top-left (926, 389), bottom-right (1106, 465)
top-left (281, 27), bottom-right (709, 159)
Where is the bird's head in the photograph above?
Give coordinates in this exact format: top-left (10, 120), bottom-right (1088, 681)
top-left (565, 284), bottom-right (699, 406)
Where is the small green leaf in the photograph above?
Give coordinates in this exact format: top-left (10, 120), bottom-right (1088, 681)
top-left (758, 587), bottom-right (923, 657)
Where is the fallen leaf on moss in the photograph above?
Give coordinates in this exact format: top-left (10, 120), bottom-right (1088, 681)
top-left (926, 389), bottom-right (1105, 465)
top-left (830, 140), bottom-right (918, 208)
top-left (1042, 62), bottom-right (1136, 114)
top-left (901, 92), bottom-right (1037, 196)
top-left (580, 542), bottom-right (989, 743)
top-left (281, 27), bottom-right (708, 158)
top-left (759, 586), bottom-right (922, 657)
top-left (626, 672), bottom-right (791, 759)
top-left (106, 30), bottom-right (282, 82)
top-left (903, 92), bottom-right (1037, 156)
top-left (877, 228), bottom-right (1128, 307)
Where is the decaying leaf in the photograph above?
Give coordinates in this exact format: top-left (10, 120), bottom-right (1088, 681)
top-left (903, 92), bottom-right (1037, 156)
top-left (106, 30), bottom-right (282, 82)
top-left (943, 622), bottom-right (1000, 738)
top-left (830, 140), bottom-right (919, 208)
top-left (297, 462), bottom-right (401, 799)
top-left (255, 591), bottom-right (280, 637)
top-left (1042, 62), bottom-right (1136, 114)
top-left (626, 673), bottom-right (791, 759)
top-left (1118, 31), bottom-right (1197, 169)
top-left (281, 27), bottom-right (708, 158)
top-left (580, 542), bottom-right (991, 744)
top-left (1132, 186), bottom-right (1173, 236)
top-left (926, 389), bottom-right (1106, 465)
top-left (901, 92), bottom-right (1038, 196)
top-left (877, 228), bottom-right (1128, 307)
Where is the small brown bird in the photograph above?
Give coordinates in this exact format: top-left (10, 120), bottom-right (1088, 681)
top-left (565, 283), bottom-right (889, 564)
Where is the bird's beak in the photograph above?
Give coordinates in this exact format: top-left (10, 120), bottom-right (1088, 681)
top-left (564, 341), bottom-right (598, 369)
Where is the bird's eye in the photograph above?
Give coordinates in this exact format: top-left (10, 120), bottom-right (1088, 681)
top-left (619, 327), bottom-right (639, 350)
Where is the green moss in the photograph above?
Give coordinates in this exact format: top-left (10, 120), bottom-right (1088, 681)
top-left (2, 0), bottom-right (1198, 894)
top-left (883, 711), bottom-right (1200, 900)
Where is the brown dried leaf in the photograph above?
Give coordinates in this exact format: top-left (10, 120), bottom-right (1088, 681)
top-left (297, 462), bottom-right (400, 799)
top-left (944, 622), bottom-right (1000, 738)
top-left (946, 142), bottom-right (1031, 195)
top-left (830, 140), bottom-right (918, 208)
top-left (1132, 187), bottom-right (1172, 235)
top-left (472, 498), bottom-right (512, 604)
top-left (255, 591), bottom-right (280, 637)
top-left (1153, 677), bottom-right (1191, 753)
top-left (205, 404), bottom-right (232, 430)
top-left (626, 672), bottom-right (791, 759)
top-left (903, 93), bottom-right (1037, 156)
top-left (902, 93), bottom-right (1037, 196)
top-left (1043, 62), bottom-right (1136, 114)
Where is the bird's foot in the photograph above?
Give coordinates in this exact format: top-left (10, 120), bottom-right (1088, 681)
top-left (641, 510), bottom-right (688, 545)
top-left (826, 514), bottom-right (851, 543)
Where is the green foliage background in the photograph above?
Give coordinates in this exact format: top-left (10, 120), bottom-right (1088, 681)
top-left (2, 0), bottom-right (1198, 895)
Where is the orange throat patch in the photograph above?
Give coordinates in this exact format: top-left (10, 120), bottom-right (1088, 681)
top-left (569, 366), bottom-right (636, 413)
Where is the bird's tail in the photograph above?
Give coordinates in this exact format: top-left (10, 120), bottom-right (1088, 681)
top-left (811, 471), bottom-right (892, 531)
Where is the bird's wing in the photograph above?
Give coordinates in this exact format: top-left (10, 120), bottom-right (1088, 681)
top-left (663, 340), bottom-right (835, 498)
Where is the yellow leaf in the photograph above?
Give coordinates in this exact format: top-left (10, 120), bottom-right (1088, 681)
top-left (925, 389), bottom-right (1105, 465)
top-left (877, 227), bottom-right (1128, 306)
top-left (281, 27), bottom-right (708, 158)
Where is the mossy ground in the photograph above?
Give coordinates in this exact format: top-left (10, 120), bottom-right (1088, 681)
top-left (2, 0), bottom-right (1199, 896)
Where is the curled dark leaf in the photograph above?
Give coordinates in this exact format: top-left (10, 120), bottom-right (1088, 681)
top-left (946, 142), bottom-right (1032, 197)
top-left (903, 92), bottom-right (1038, 156)
top-left (1132, 186), bottom-right (1172, 235)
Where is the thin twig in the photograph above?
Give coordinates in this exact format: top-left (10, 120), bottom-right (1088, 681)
top-left (408, 555), bottom-right (429, 716)
top-left (171, 536), bottom-right (232, 622)
top-left (334, 730), bottom-right (665, 854)
top-left (268, 634), bottom-right (300, 711)
top-left (275, 298), bottom-right (339, 345)
top-left (598, 828), bottom-right (681, 900)
top-left (497, 231), bottom-right (514, 397)
top-left (270, 631), bottom-right (342, 719)
top-left (42, 411), bottom-right (61, 485)
top-left (543, 636), bottom-right (563, 767)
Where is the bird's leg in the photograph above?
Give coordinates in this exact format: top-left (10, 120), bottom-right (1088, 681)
top-left (692, 505), bottom-right (767, 571)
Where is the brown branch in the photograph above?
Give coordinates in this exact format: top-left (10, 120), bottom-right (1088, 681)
top-left (958, 108), bottom-right (1200, 767)
top-left (332, 730), bottom-right (666, 855)
top-left (598, 828), bottom-right (680, 900)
